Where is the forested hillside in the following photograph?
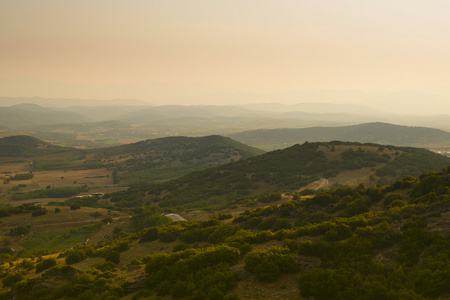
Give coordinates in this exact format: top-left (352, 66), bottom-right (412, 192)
top-left (1, 136), bottom-right (450, 299)
top-left (0, 135), bottom-right (264, 185)
top-left (91, 135), bottom-right (265, 185)
top-left (229, 122), bottom-right (450, 150)
top-left (0, 135), bottom-right (79, 158)
top-left (1, 164), bottom-right (450, 299)
top-left (106, 141), bottom-right (449, 210)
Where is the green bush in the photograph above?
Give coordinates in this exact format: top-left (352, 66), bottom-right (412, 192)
top-left (65, 250), bottom-right (85, 265)
top-left (140, 227), bottom-right (159, 243)
top-left (105, 250), bottom-right (121, 265)
top-left (2, 273), bottom-right (24, 287)
top-left (35, 258), bottom-right (57, 273)
top-left (31, 208), bottom-right (47, 217)
top-left (245, 248), bottom-right (297, 282)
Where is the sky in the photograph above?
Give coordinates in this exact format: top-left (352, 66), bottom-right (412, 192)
top-left (1, 0), bottom-right (450, 109)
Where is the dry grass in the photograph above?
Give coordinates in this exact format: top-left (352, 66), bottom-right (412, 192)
top-left (33, 168), bottom-right (113, 188)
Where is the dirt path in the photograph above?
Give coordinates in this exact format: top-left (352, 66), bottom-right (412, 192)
top-left (315, 178), bottom-right (329, 189)
top-left (298, 178), bottom-right (328, 192)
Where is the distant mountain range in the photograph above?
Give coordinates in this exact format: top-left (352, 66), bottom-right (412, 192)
top-left (0, 104), bottom-right (90, 129)
top-left (0, 96), bottom-right (149, 107)
top-left (2, 101), bottom-right (450, 152)
top-left (229, 122), bottom-right (450, 151)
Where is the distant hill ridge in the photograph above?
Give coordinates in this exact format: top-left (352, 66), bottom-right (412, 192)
top-left (128, 141), bottom-right (450, 209)
top-left (228, 122), bottom-right (450, 149)
top-left (0, 105), bottom-right (90, 129)
top-left (0, 135), bottom-right (71, 157)
top-left (94, 135), bottom-right (265, 185)
top-left (0, 135), bottom-right (52, 147)
top-left (0, 135), bottom-right (264, 185)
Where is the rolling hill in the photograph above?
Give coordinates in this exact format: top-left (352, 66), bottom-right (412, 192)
top-left (0, 135), bottom-right (79, 158)
top-left (91, 135), bottom-right (265, 185)
top-left (2, 146), bottom-right (450, 299)
top-left (111, 141), bottom-right (450, 210)
top-left (228, 122), bottom-right (450, 150)
top-left (0, 135), bottom-right (264, 185)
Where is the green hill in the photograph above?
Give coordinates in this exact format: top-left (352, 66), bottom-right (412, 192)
top-left (0, 135), bottom-right (78, 158)
top-left (0, 135), bottom-right (264, 185)
top-left (2, 161), bottom-right (450, 299)
top-left (228, 122), bottom-right (450, 150)
top-left (91, 135), bottom-right (265, 185)
top-left (119, 141), bottom-right (450, 210)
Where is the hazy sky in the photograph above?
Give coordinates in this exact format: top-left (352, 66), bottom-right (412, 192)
top-left (1, 1), bottom-right (450, 106)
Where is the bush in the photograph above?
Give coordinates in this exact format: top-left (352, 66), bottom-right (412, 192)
top-left (70, 203), bottom-right (81, 210)
top-left (9, 225), bottom-right (31, 236)
top-left (11, 172), bottom-right (33, 181)
top-left (2, 273), bottom-right (24, 287)
top-left (65, 250), bottom-right (85, 265)
top-left (105, 250), bottom-right (120, 265)
top-left (35, 258), bottom-right (57, 273)
top-left (92, 261), bottom-right (118, 272)
top-left (245, 248), bottom-right (297, 282)
top-left (140, 227), bottom-right (159, 243)
top-left (31, 208), bottom-right (47, 217)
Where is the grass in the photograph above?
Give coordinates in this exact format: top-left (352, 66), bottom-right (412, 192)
top-left (20, 222), bottom-right (103, 254)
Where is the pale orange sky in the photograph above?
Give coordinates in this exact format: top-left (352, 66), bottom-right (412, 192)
top-left (1, 1), bottom-right (450, 105)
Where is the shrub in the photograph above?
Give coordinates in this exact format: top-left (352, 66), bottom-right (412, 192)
top-left (105, 250), bottom-right (120, 265)
top-left (92, 261), bottom-right (117, 272)
top-left (245, 248), bottom-right (297, 282)
top-left (2, 273), bottom-right (24, 287)
top-left (31, 208), bottom-right (47, 217)
top-left (65, 250), bottom-right (85, 265)
top-left (140, 227), bottom-right (159, 243)
top-left (70, 203), bottom-right (81, 210)
top-left (9, 225), bottom-right (31, 236)
top-left (35, 258), bottom-right (57, 273)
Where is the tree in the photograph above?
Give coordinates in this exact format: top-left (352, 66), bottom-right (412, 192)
top-left (105, 250), bottom-right (120, 265)
top-left (65, 250), bottom-right (85, 265)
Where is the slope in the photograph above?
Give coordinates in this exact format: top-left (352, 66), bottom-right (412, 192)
top-left (228, 122), bottom-right (450, 150)
top-left (0, 135), bottom-right (79, 158)
top-left (91, 135), bottom-right (265, 185)
top-left (126, 141), bottom-right (450, 210)
top-left (2, 161), bottom-right (450, 299)
top-left (0, 135), bottom-right (264, 186)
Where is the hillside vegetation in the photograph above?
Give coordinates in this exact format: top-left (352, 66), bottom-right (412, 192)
top-left (0, 135), bottom-right (79, 158)
top-left (0, 135), bottom-right (264, 190)
top-left (91, 135), bottom-right (264, 185)
top-left (107, 141), bottom-right (449, 210)
top-left (1, 163), bottom-right (450, 299)
top-left (229, 122), bottom-right (450, 151)
top-left (1, 135), bottom-right (450, 299)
